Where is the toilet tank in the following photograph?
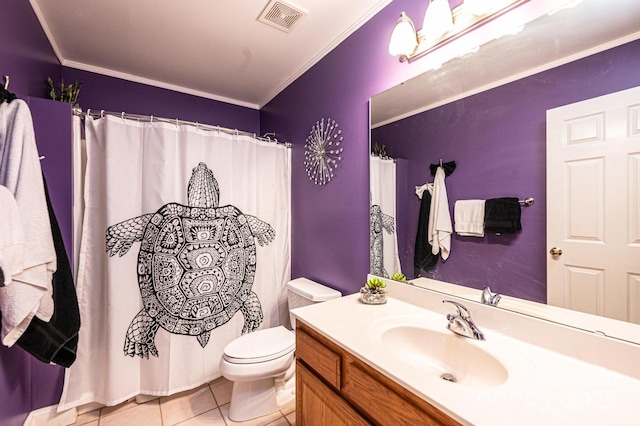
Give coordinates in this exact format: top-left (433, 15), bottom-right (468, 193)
top-left (286, 278), bottom-right (342, 329)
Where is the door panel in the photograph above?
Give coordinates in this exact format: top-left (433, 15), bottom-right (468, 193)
top-left (547, 86), bottom-right (640, 324)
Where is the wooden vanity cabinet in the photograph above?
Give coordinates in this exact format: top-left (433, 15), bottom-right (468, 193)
top-left (296, 322), bottom-right (461, 426)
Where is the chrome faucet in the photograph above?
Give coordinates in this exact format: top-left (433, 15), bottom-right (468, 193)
top-left (443, 300), bottom-right (485, 340)
top-left (481, 286), bottom-right (501, 307)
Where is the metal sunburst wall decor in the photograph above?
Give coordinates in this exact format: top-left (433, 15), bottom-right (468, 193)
top-left (304, 118), bottom-right (344, 185)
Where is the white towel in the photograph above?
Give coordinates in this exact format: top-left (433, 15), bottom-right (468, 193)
top-left (0, 185), bottom-right (26, 286)
top-left (454, 200), bottom-right (485, 237)
top-left (427, 167), bottom-right (452, 260)
top-left (0, 100), bottom-right (56, 346)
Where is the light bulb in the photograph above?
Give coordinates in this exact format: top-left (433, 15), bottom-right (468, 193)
top-left (389, 12), bottom-right (417, 57)
top-left (422, 0), bottom-right (454, 41)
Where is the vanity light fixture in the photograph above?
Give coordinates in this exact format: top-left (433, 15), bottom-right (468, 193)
top-left (389, 0), bottom-right (529, 63)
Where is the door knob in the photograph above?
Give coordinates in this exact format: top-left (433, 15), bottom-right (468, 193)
top-left (549, 247), bottom-right (563, 257)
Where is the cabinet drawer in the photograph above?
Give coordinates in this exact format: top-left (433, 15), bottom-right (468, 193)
top-left (296, 325), bottom-right (341, 389)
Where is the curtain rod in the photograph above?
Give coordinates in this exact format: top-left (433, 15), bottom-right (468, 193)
top-left (72, 107), bottom-right (291, 148)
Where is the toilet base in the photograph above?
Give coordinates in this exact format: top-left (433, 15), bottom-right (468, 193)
top-left (228, 364), bottom-right (296, 422)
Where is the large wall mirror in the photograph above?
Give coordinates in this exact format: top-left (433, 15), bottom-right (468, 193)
top-left (369, 0), bottom-right (640, 342)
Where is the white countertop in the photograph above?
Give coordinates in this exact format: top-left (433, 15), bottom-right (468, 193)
top-left (292, 279), bottom-right (640, 425)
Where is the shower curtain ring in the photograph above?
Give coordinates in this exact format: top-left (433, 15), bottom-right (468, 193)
top-left (150, 115), bottom-right (154, 123)
top-left (121, 112), bottom-right (125, 120)
top-left (101, 110), bottom-right (105, 118)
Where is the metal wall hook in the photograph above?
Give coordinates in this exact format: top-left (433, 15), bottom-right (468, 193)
top-left (3, 75), bottom-right (9, 90)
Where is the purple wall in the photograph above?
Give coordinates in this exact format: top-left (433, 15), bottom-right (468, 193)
top-left (373, 39), bottom-right (640, 303)
top-left (61, 69), bottom-right (260, 133)
top-left (0, 0), bottom-right (60, 98)
top-left (28, 98), bottom-right (74, 263)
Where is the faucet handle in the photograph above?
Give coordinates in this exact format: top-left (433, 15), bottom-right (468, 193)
top-left (442, 300), bottom-right (470, 319)
top-left (481, 286), bottom-right (501, 306)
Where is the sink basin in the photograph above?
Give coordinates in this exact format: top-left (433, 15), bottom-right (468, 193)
top-left (378, 322), bottom-right (508, 388)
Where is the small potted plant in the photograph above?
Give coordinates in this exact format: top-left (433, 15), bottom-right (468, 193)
top-left (360, 277), bottom-right (388, 305)
top-left (45, 77), bottom-right (82, 107)
top-left (391, 272), bottom-right (406, 282)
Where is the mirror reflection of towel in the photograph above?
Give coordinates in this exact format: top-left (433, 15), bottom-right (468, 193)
top-left (484, 198), bottom-right (522, 234)
top-left (427, 167), bottom-right (452, 259)
top-left (414, 189), bottom-right (438, 275)
top-left (454, 200), bottom-right (485, 237)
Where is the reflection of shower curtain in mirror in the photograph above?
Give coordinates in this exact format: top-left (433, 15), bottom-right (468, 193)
top-left (58, 116), bottom-right (291, 411)
top-left (369, 156), bottom-right (401, 278)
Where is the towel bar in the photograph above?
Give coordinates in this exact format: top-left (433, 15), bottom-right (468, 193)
top-left (519, 197), bottom-right (534, 206)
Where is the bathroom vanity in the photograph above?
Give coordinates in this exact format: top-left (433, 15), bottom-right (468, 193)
top-left (292, 277), bottom-right (640, 425)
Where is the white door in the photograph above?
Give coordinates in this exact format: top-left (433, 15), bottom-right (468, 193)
top-left (547, 86), bottom-right (640, 324)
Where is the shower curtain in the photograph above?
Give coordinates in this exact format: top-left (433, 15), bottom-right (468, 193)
top-left (369, 156), bottom-right (401, 278)
top-left (58, 115), bottom-right (291, 411)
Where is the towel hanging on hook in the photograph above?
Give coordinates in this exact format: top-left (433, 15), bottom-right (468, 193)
top-left (430, 160), bottom-right (456, 177)
top-left (416, 160), bottom-right (456, 199)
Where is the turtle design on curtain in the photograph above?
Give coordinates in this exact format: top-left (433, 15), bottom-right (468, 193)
top-left (105, 162), bottom-right (275, 359)
top-left (369, 204), bottom-right (395, 278)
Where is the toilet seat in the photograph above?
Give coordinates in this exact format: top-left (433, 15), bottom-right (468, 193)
top-left (223, 326), bottom-right (295, 364)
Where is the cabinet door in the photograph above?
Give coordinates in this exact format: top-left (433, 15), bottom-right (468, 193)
top-left (296, 361), bottom-right (370, 426)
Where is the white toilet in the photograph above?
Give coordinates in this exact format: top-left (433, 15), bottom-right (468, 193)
top-left (219, 277), bottom-right (341, 422)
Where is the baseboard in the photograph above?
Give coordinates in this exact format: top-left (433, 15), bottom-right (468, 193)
top-left (23, 405), bottom-right (77, 426)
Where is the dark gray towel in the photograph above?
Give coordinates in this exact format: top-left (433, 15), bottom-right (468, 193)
top-left (484, 197), bottom-right (522, 234)
top-left (16, 176), bottom-right (80, 367)
top-left (414, 190), bottom-right (439, 276)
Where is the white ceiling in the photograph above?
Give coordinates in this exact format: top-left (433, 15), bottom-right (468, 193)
top-left (29, 0), bottom-right (391, 109)
top-left (372, 0), bottom-right (640, 127)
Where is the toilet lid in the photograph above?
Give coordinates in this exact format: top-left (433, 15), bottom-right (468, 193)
top-left (223, 326), bottom-right (295, 364)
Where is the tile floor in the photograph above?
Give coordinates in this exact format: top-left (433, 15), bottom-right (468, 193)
top-left (70, 377), bottom-right (295, 426)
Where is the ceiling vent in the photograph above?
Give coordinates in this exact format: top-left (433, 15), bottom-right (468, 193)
top-left (258, 0), bottom-right (306, 33)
